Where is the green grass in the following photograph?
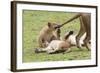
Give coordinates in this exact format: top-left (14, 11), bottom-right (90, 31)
top-left (22, 10), bottom-right (91, 62)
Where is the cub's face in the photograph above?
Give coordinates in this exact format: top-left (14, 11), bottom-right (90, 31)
top-left (47, 22), bottom-right (59, 31)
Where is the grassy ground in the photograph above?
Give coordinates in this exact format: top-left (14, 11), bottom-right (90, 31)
top-left (22, 10), bottom-right (91, 62)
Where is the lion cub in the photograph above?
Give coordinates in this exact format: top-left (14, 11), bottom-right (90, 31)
top-left (35, 31), bottom-right (73, 54)
top-left (38, 22), bottom-right (60, 48)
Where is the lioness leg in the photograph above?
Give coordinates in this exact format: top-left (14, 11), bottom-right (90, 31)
top-left (83, 33), bottom-right (91, 51)
top-left (76, 17), bottom-right (85, 49)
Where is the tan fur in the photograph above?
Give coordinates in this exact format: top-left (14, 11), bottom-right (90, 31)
top-left (58, 41), bottom-right (71, 51)
top-left (38, 22), bottom-right (60, 48)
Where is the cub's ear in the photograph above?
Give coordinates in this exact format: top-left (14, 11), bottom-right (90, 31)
top-left (48, 22), bottom-right (51, 27)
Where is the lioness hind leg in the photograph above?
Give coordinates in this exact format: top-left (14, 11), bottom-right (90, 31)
top-left (76, 16), bottom-right (85, 50)
top-left (76, 31), bottom-right (85, 49)
top-left (83, 35), bottom-right (91, 51)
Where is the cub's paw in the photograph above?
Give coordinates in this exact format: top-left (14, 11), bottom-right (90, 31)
top-left (34, 48), bottom-right (40, 53)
